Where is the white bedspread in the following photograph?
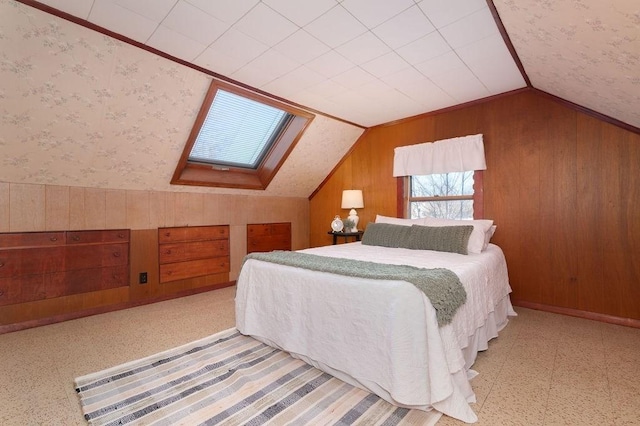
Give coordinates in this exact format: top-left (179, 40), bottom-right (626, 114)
top-left (235, 243), bottom-right (515, 423)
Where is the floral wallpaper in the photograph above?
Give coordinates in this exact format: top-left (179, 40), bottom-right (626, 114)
top-left (0, 0), bottom-right (364, 198)
top-left (494, 0), bottom-right (640, 129)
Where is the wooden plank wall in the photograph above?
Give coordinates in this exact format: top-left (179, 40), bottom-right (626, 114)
top-left (309, 89), bottom-right (640, 323)
top-left (0, 186), bottom-right (309, 330)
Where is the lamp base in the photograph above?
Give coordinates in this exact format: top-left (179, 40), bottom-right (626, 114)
top-left (347, 209), bottom-right (359, 232)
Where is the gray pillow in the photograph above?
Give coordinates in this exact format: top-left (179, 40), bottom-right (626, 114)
top-left (361, 223), bottom-right (412, 248)
top-left (404, 225), bottom-right (474, 255)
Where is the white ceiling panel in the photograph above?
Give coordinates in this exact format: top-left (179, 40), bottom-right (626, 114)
top-left (417, 0), bottom-right (487, 29)
top-left (233, 3), bottom-right (298, 46)
top-left (147, 26), bottom-right (206, 62)
top-left (341, 0), bottom-right (414, 28)
top-left (304, 5), bottom-right (368, 49)
top-left (36, 0), bottom-right (93, 18)
top-left (305, 51), bottom-right (355, 78)
top-left (88, 0), bottom-right (159, 43)
top-left (264, 0), bottom-right (337, 27)
top-left (430, 66), bottom-right (489, 103)
top-left (241, 49), bottom-right (300, 85)
top-left (335, 31), bottom-right (391, 65)
top-left (331, 66), bottom-right (378, 89)
top-left (396, 31), bottom-right (451, 65)
top-left (160, 1), bottom-right (229, 45)
top-left (199, 28), bottom-right (269, 67)
top-left (414, 51), bottom-right (465, 79)
top-left (372, 5), bottom-right (435, 50)
top-left (114, 0), bottom-right (178, 23)
top-left (361, 52), bottom-right (410, 79)
top-left (439, 7), bottom-right (498, 49)
top-left (184, 0), bottom-right (258, 24)
top-left (273, 30), bottom-right (331, 64)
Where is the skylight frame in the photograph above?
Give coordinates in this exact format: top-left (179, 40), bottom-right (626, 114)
top-left (172, 80), bottom-right (314, 190)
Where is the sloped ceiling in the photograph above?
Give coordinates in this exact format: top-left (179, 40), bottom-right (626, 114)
top-left (1, 0), bottom-right (638, 199)
top-left (494, 0), bottom-right (640, 130)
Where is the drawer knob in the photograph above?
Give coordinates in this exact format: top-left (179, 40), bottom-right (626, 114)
top-left (118, 233), bottom-right (125, 239)
top-left (72, 235), bottom-right (80, 241)
top-left (164, 249), bottom-right (172, 255)
top-left (0, 289), bottom-right (4, 296)
top-left (166, 271), bottom-right (172, 275)
top-left (50, 236), bottom-right (58, 242)
top-left (0, 262), bottom-right (4, 268)
top-left (164, 232), bottom-right (171, 237)
top-left (112, 252), bottom-right (121, 257)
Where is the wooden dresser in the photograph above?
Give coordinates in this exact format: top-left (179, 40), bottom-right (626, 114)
top-left (247, 222), bottom-right (291, 253)
top-left (0, 229), bottom-right (130, 307)
top-left (158, 225), bottom-right (230, 283)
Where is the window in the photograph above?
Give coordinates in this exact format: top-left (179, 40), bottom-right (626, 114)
top-left (172, 80), bottom-right (314, 190)
top-left (407, 171), bottom-right (478, 219)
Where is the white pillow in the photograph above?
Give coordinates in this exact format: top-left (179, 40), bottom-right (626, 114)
top-left (483, 225), bottom-right (497, 251)
top-left (422, 217), bottom-right (494, 254)
top-left (375, 214), bottom-right (426, 227)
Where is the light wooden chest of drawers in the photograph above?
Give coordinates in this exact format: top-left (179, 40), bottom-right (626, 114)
top-left (158, 225), bottom-right (230, 283)
top-left (247, 222), bottom-right (291, 254)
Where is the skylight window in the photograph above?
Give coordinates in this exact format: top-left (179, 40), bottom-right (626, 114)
top-left (172, 81), bottom-right (314, 190)
top-left (189, 90), bottom-right (293, 169)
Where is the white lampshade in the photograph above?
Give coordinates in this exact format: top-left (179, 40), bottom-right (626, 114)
top-left (341, 190), bottom-right (364, 209)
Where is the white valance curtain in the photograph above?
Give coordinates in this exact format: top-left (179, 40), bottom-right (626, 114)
top-left (393, 134), bottom-right (486, 177)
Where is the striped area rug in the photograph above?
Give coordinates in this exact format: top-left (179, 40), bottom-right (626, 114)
top-left (75, 328), bottom-right (441, 425)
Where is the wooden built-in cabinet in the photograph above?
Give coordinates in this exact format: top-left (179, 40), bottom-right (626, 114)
top-left (158, 225), bottom-right (230, 283)
top-left (0, 229), bottom-right (129, 307)
top-left (247, 223), bottom-right (291, 253)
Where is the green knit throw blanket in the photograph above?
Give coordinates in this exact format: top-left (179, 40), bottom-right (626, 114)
top-left (243, 251), bottom-right (467, 327)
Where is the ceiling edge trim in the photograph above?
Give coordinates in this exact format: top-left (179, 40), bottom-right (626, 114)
top-left (373, 87), bottom-right (530, 129)
top-left (533, 89), bottom-right (640, 136)
top-left (485, 0), bottom-right (532, 87)
top-left (14, 0), bottom-right (367, 130)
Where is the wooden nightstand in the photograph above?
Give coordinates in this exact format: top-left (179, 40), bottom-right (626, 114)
top-left (328, 230), bottom-right (364, 245)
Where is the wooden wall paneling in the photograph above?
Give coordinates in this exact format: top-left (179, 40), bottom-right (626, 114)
top-left (10, 183), bottom-right (45, 231)
top-left (45, 185), bottom-right (70, 231)
top-left (126, 190), bottom-right (150, 229)
top-left (84, 188), bottom-right (107, 229)
top-left (309, 89), bottom-right (640, 323)
top-left (548, 108), bottom-right (578, 309)
top-left (619, 128), bottom-right (640, 319)
top-left (69, 186), bottom-right (86, 230)
top-left (149, 190), bottom-right (167, 229)
top-left (105, 189), bottom-right (127, 229)
top-left (481, 96), bottom-right (530, 303)
top-left (0, 182), bottom-right (8, 232)
top-left (575, 115), bottom-right (606, 315)
top-left (129, 229), bottom-right (158, 301)
top-left (309, 161), bottom-right (351, 247)
top-left (601, 123), bottom-right (640, 318)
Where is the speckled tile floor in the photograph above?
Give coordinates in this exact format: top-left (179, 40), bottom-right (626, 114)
top-left (1, 288), bottom-right (639, 425)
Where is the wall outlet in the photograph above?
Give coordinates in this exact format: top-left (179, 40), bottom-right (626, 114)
top-left (139, 272), bottom-right (148, 284)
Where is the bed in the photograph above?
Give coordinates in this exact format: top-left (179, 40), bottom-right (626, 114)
top-left (235, 219), bottom-right (515, 423)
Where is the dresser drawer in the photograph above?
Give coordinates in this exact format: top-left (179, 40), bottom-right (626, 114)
top-left (65, 243), bottom-right (129, 270)
top-left (158, 226), bottom-right (228, 243)
top-left (66, 229), bottom-right (130, 244)
top-left (52, 266), bottom-right (129, 297)
top-left (0, 232), bottom-right (64, 248)
top-left (0, 274), bottom-right (49, 306)
top-left (0, 247), bottom-right (65, 277)
top-left (248, 235), bottom-right (291, 253)
top-left (247, 223), bottom-right (290, 237)
top-left (159, 256), bottom-right (230, 283)
top-left (159, 240), bottom-right (229, 264)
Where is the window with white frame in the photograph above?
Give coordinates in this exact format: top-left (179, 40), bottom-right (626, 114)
top-left (407, 171), bottom-right (475, 219)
